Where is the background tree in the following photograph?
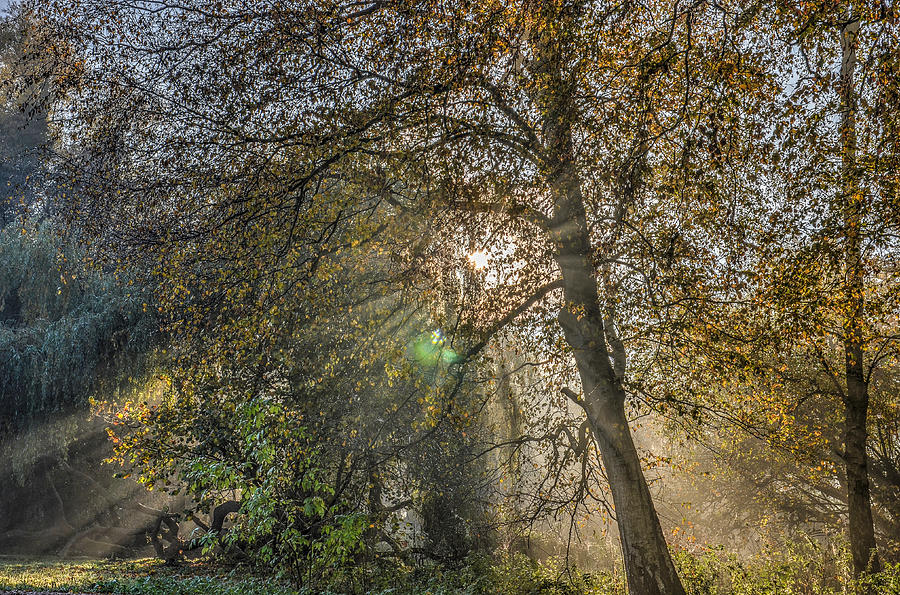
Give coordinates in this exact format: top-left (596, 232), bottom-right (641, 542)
top-left (0, 3), bottom-right (171, 560)
top-left (0, 4), bottom-right (47, 225)
top-left (653, 0), bottom-right (900, 578)
top-left (0, 223), bottom-right (154, 431)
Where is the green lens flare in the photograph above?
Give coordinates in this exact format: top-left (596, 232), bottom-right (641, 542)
top-left (410, 330), bottom-right (459, 366)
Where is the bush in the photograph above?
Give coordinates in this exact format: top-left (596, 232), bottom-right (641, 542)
top-left (672, 536), bottom-right (900, 595)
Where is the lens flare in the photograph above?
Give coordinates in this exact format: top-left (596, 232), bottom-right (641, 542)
top-left (410, 329), bottom-right (459, 367)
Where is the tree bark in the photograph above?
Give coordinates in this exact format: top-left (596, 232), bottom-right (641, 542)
top-left (538, 67), bottom-right (684, 595)
top-left (838, 14), bottom-right (881, 577)
top-left (526, 5), bottom-right (684, 591)
top-left (553, 228), bottom-right (685, 595)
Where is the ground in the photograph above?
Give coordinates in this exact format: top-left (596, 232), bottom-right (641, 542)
top-left (0, 558), bottom-right (295, 595)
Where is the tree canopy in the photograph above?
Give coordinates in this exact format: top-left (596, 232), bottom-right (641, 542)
top-left (6, 0), bottom-right (900, 591)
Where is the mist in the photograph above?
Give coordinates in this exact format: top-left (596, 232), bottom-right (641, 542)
top-left (2, 2), bottom-right (899, 594)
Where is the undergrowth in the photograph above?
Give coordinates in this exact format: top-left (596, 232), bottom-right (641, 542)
top-left (1, 539), bottom-right (898, 595)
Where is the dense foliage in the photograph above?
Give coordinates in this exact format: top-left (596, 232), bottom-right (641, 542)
top-left (96, 210), bottom-right (503, 582)
top-left (0, 223), bottom-right (154, 431)
top-left (0, 0), bottom-right (898, 592)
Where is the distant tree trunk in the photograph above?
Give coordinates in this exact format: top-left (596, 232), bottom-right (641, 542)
top-left (497, 361), bottom-right (523, 485)
top-left (838, 14), bottom-right (881, 577)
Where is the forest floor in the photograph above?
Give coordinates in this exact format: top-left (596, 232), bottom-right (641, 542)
top-left (2, 551), bottom-right (899, 594)
top-left (0, 558), bottom-right (295, 595)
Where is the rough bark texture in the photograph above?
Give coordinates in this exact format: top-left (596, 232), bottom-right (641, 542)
top-left (845, 387), bottom-right (879, 575)
top-left (838, 15), bottom-right (881, 577)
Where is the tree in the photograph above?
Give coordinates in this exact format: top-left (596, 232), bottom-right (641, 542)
top-left (97, 204), bottom-right (509, 581)
top-left (31, 1), bottom-right (766, 591)
top-left (0, 220), bottom-right (154, 432)
top-left (653, 1), bottom-right (900, 578)
top-left (751, 3), bottom-right (900, 576)
top-left (0, 4), bottom-right (50, 224)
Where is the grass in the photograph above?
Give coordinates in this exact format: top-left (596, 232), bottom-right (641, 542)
top-left (1, 549), bottom-right (899, 594)
top-left (0, 558), bottom-right (297, 595)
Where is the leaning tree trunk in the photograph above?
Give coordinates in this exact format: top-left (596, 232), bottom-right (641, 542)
top-left (550, 199), bottom-right (685, 594)
top-left (838, 14), bottom-right (881, 577)
top-left (540, 81), bottom-right (685, 595)
top-left (528, 6), bottom-right (684, 592)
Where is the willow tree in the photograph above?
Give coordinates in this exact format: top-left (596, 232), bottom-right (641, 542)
top-left (32, 0), bottom-right (764, 591)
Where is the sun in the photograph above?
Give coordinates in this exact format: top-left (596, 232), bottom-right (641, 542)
top-left (468, 250), bottom-right (489, 270)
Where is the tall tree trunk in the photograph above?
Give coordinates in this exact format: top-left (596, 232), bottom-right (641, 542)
top-left (550, 184), bottom-right (685, 595)
top-left (838, 13), bottom-right (881, 577)
top-left (528, 6), bottom-right (684, 592)
top-left (540, 77), bottom-right (684, 595)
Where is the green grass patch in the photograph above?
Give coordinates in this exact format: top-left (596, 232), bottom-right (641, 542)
top-left (0, 558), bottom-right (296, 595)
